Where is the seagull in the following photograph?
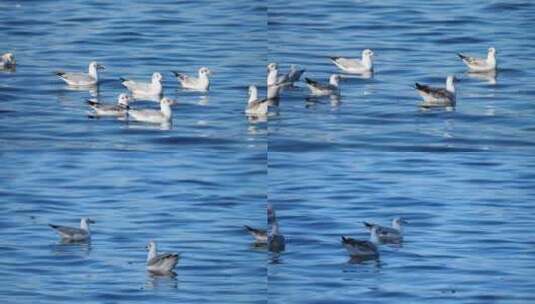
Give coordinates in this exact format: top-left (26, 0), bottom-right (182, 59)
top-left (87, 93), bottom-right (130, 117)
top-left (245, 85), bottom-right (268, 116)
top-left (330, 49), bottom-right (374, 74)
top-left (305, 74), bottom-right (341, 96)
top-left (49, 217), bottom-right (95, 242)
top-left (56, 61), bottom-right (105, 86)
top-left (244, 225), bottom-right (268, 244)
top-left (268, 204), bottom-right (285, 252)
top-left (341, 222), bottom-right (383, 258)
top-left (0, 52), bottom-right (16, 68)
top-left (128, 97), bottom-right (175, 124)
top-left (172, 67), bottom-right (212, 92)
top-left (278, 64), bottom-right (306, 86)
top-left (363, 217), bottom-right (407, 243)
top-left (458, 47), bottom-right (497, 73)
top-left (267, 63), bottom-right (286, 100)
top-left (341, 234), bottom-right (379, 258)
top-left (414, 75), bottom-right (456, 107)
top-left (146, 240), bottom-right (179, 275)
top-left (120, 72), bottom-right (163, 97)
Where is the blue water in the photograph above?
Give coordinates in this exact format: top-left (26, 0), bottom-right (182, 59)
top-left (2, 0), bottom-right (535, 303)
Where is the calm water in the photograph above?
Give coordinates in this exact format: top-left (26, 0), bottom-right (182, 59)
top-left (2, 0), bottom-right (535, 303)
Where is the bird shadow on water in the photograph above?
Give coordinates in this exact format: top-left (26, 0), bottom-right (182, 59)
top-left (144, 272), bottom-right (178, 290)
top-left (51, 240), bottom-right (92, 257)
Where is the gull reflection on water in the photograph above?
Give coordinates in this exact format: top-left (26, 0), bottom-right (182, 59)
top-left (466, 70), bottom-right (497, 85)
top-left (145, 271), bottom-right (178, 290)
top-left (51, 240), bottom-right (92, 257)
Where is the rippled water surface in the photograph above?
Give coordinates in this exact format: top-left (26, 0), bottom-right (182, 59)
top-left (2, 0), bottom-right (535, 303)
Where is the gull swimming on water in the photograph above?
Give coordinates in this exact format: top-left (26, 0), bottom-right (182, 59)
top-left (305, 74), bottom-right (341, 96)
top-left (120, 72), bottom-right (163, 97)
top-left (49, 217), bottom-right (95, 242)
top-left (56, 61), bottom-right (105, 86)
top-left (245, 85), bottom-right (268, 116)
top-left (268, 204), bottom-right (285, 252)
top-left (341, 225), bottom-right (380, 258)
top-left (364, 217), bottom-right (407, 244)
top-left (172, 67), bottom-right (212, 92)
top-left (244, 225), bottom-right (268, 244)
top-left (87, 93), bottom-right (130, 117)
top-left (128, 97), bottom-right (175, 124)
top-left (414, 75), bottom-right (457, 107)
top-left (458, 47), bottom-right (497, 73)
top-left (0, 52), bottom-right (16, 68)
top-left (146, 240), bottom-right (179, 275)
top-left (330, 49), bottom-right (374, 74)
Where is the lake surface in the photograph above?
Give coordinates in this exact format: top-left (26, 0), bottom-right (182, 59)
top-left (2, 0), bottom-right (535, 303)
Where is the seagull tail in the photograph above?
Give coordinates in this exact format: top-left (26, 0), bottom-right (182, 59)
top-left (86, 99), bottom-right (99, 106)
top-left (363, 222), bottom-right (374, 230)
top-left (458, 53), bottom-right (468, 60)
top-left (55, 71), bottom-right (65, 78)
top-left (119, 77), bottom-right (129, 83)
top-left (329, 56), bottom-right (341, 62)
top-left (48, 224), bottom-right (60, 229)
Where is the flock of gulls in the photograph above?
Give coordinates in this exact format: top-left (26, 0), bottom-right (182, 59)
top-left (1, 46), bottom-right (498, 127)
top-left (2, 47), bottom-right (498, 273)
top-left (46, 203), bottom-right (404, 275)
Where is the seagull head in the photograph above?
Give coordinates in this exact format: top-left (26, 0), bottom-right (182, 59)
top-left (160, 97), bottom-right (176, 106)
top-left (248, 85), bottom-right (257, 95)
top-left (488, 47), bottom-right (496, 55)
top-left (117, 93), bottom-right (130, 107)
top-left (151, 72), bottom-right (163, 83)
top-left (267, 63), bottom-right (278, 72)
top-left (89, 61), bottom-right (105, 70)
top-left (2, 52), bottom-right (15, 64)
top-left (362, 49), bottom-right (374, 58)
top-left (199, 67), bottom-right (212, 77)
top-left (146, 240), bottom-right (156, 251)
top-left (393, 217), bottom-right (408, 228)
top-left (81, 217), bottom-right (95, 225)
top-left (329, 74), bottom-right (342, 86)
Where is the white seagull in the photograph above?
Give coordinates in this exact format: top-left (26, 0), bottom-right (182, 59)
top-left (267, 63), bottom-right (286, 100)
top-left (414, 76), bottom-right (457, 107)
top-left (146, 240), bottom-right (179, 275)
top-left (364, 217), bottom-right (407, 244)
top-left (268, 204), bottom-right (285, 252)
top-left (172, 67), bottom-right (212, 92)
top-left (245, 85), bottom-right (268, 116)
top-left (330, 49), bottom-right (374, 74)
top-left (128, 97), bottom-right (175, 124)
top-left (49, 217), bottom-right (95, 242)
top-left (0, 52), bottom-right (16, 68)
top-left (120, 72), bottom-right (163, 97)
top-left (56, 61), bottom-right (105, 86)
top-left (458, 47), bottom-right (497, 73)
top-left (305, 74), bottom-right (341, 96)
top-left (87, 93), bottom-right (130, 117)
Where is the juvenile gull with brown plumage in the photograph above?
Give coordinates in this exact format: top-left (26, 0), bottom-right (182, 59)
top-left (87, 93), bottom-right (130, 117)
top-left (414, 75), bottom-right (457, 107)
top-left (364, 217), bottom-right (407, 244)
top-left (305, 74), bottom-right (341, 96)
top-left (146, 240), bottom-right (179, 274)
